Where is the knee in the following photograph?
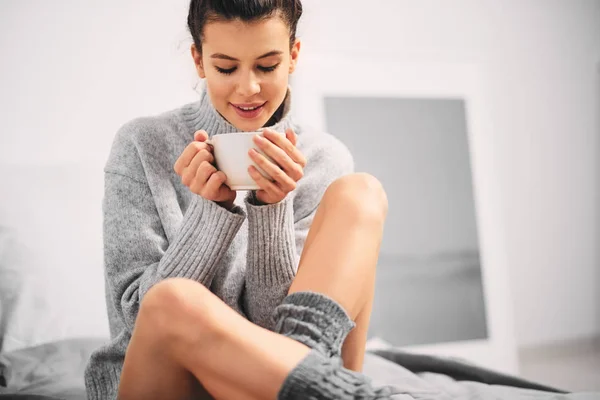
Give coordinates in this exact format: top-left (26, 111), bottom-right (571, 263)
top-left (324, 173), bottom-right (388, 223)
top-left (140, 278), bottom-right (215, 343)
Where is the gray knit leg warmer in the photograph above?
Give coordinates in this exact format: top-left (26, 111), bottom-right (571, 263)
top-left (272, 291), bottom-right (356, 358)
top-left (278, 351), bottom-right (395, 400)
top-left (273, 292), bottom-right (395, 400)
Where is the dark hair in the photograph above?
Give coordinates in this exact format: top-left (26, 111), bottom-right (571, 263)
top-left (187, 0), bottom-right (303, 52)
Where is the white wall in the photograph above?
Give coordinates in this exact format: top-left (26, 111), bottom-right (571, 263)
top-left (0, 0), bottom-right (199, 165)
top-left (299, 0), bottom-right (600, 347)
top-left (1, 1), bottom-right (599, 348)
top-left (0, 0), bottom-right (201, 345)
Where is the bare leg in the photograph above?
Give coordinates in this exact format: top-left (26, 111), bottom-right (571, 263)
top-left (119, 278), bottom-right (311, 400)
top-left (116, 289), bottom-right (210, 400)
top-left (341, 293), bottom-right (375, 371)
top-left (289, 173), bottom-right (387, 370)
top-left (118, 173), bottom-right (387, 398)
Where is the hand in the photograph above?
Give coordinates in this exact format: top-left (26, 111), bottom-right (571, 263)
top-left (248, 128), bottom-right (307, 205)
top-left (174, 130), bottom-right (236, 210)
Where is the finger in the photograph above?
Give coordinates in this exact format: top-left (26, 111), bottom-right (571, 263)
top-left (192, 146), bottom-right (214, 166)
top-left (190, 161), bottom-right (217, 194)
top-left (253, 135), bottom-right (303, 182)
top-left (285, 128), bottom-right (297, 147)
top-left (194, 130), bottom-right (209, 142)
top-left (262, 129), bottom-right (306, 168)
top-left (174, 141), bottom-right (208, 175)
top-left (248, 165), bottom-right (285, 198)
top-left (204, 170), bottom-right (230, 200)
top-left (249, 149), bottom-right (297, 193)
top-left (254, 133), bottom-right (303, 177)
top-left (261, 129), bottom-right (295, 156)
top-left (182, 148), bottom-right (214, 185)
top-left (286, 129), bottom-right (306, 168)
top-left (253, 134), bottom-right (291, 168)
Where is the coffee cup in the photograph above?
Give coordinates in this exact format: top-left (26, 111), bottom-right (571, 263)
top-left (206, 131), bottom-right (283, 191)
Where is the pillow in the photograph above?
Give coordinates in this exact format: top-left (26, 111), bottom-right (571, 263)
top-left (0, 163), bottom-right (110, 352)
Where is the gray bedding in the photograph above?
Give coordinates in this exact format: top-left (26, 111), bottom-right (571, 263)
top-left (0, 339), bottom-right (95, 400)
top-left (0, 338), bottom-right (598, 400)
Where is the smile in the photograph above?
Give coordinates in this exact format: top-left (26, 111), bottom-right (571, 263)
top-left (231, 102), bottom-right (266, 119)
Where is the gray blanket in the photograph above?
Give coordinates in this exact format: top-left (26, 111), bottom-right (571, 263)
top-left (363, 349), bottom-right (600, 399)
top-left (0, 339), bottom-right (598, 400)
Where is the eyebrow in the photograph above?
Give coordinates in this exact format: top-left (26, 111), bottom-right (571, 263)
top-left (210, 50), bottom-right (283, 61)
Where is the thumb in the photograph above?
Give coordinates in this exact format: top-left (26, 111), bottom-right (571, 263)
top-left (194, 130), bottom-right (209, 142)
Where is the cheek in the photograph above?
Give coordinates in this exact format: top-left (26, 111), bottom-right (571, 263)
top-left (205, 74), bottom-right (234, 102)
top-left (264, 70), bottom-right (290, 95)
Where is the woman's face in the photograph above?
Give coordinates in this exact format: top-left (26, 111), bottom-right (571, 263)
top-left (192, 16), bottom-right (301, 132)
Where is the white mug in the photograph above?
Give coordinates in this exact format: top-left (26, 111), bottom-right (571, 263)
top-left (206, 131), bottom-right (283, 191)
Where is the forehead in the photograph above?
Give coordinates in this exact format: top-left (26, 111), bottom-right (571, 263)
top-left (202, 17), bottom-right (289, 58)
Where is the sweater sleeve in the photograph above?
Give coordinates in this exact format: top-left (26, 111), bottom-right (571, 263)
top-left (243, 132), bottom-right (354, 329)
top-left (103, 171), bottom-right (245, 332)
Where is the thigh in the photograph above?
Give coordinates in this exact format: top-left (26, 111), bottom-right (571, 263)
top-left (122, 278), bottom-right (309, 400)
top-left (119, 293), bottom-right (209, 400)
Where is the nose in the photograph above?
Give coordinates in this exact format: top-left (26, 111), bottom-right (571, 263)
top-left (236, 70), bottom-right (261, 97)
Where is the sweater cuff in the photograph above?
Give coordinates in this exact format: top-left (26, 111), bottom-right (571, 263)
top-left (156, 195), bottom-right (245, 284)
top-left (245, 194), bottom-right (297, 285)
top-left (84, 363), bottom-right (121, 400)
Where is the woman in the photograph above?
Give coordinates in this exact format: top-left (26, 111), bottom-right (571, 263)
top-left (85, 0), bottom-right (394, 399)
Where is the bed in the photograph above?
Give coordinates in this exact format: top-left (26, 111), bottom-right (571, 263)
top-left (0, 336), bottom-right (593, 400)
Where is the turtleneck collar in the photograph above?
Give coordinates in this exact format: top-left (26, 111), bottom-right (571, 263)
top-left (182, 85), bottom-right (295, 138)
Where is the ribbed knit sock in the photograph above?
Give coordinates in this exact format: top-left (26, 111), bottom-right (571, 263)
top-left (272, 291), bottom-right (356, 358)
top-left (278, 348), bottom-right (395, 399)
top-left (273, 292), bottom-right (394, 399)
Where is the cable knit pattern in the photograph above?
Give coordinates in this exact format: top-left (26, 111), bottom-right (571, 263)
top-left (273, 292), bottom-right (356, 358)
top-left (278, 350), bottom-right (396, 400)
top-left (274, 292), bottom-right (399, 400)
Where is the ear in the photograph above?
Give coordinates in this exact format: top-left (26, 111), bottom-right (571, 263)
top-left (191, 44), bottom-right (206, 79)
top-left (288, 39), bottom-right (301, 74)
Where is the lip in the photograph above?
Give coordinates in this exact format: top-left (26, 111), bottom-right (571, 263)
top-left (230, 102), bottom-right (266, 119)
top-left (232, 102), bottom-right (265, 108)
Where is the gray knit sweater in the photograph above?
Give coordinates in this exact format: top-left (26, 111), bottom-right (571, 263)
top-left (84, 87), bottom-right (354, 399)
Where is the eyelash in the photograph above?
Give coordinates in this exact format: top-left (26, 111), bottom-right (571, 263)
top-left (215, 63), bottom-right (280, 75)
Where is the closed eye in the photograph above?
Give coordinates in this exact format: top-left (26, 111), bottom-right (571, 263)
top-left (258, 63), bottom-right (280, 73)
top-left (215, 63), bottom-right (280, 75)
top-left (215, 66), bottom-right (236, 75)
